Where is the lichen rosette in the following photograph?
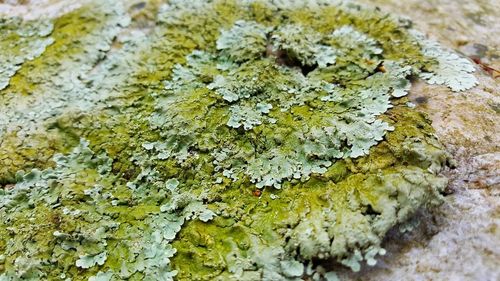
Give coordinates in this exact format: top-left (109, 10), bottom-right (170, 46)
top-left (0, 0), bottom-right (477, 280)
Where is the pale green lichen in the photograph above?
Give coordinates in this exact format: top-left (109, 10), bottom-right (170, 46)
top-left (159, 27), bottom-right (400, 187)
top-left (271, 23), bottom-right (337, 68)
top-left (326, 25), bottom-right (382, 71)
top-left (0, 0), bottom-right (130, 142)
top-left (226, 103), bottom-right (275, 130)
top-left (217, 20), bottom-right (270, 62)
top-left (0, 0), bottom-right (478, 280)
top-left (412, 31), bottom-right (479, 92)
top-left (0, 18), bottom-right (54, 91)
top-left (76, 252), bottom-right (108, 269)
top-left (89, 270), bottom-right (114, 281)
top-left (0, 139), bottom-right (213, 280)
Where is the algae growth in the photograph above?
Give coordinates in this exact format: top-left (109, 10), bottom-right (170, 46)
top-left (0, 0), bottom-right (477, 280)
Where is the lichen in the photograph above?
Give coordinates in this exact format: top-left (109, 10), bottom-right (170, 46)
top-left (0, 17), bottom-right (53, 91)
top-left (0, 0), bottom-right (478, 280)
top-left (412, 31), bottom-right (479, 92)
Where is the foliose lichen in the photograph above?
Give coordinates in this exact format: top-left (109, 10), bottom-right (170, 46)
top-left (0, 0), bottom-right (477, 280)
top-left (0, 17), bottom-right (54, 91)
